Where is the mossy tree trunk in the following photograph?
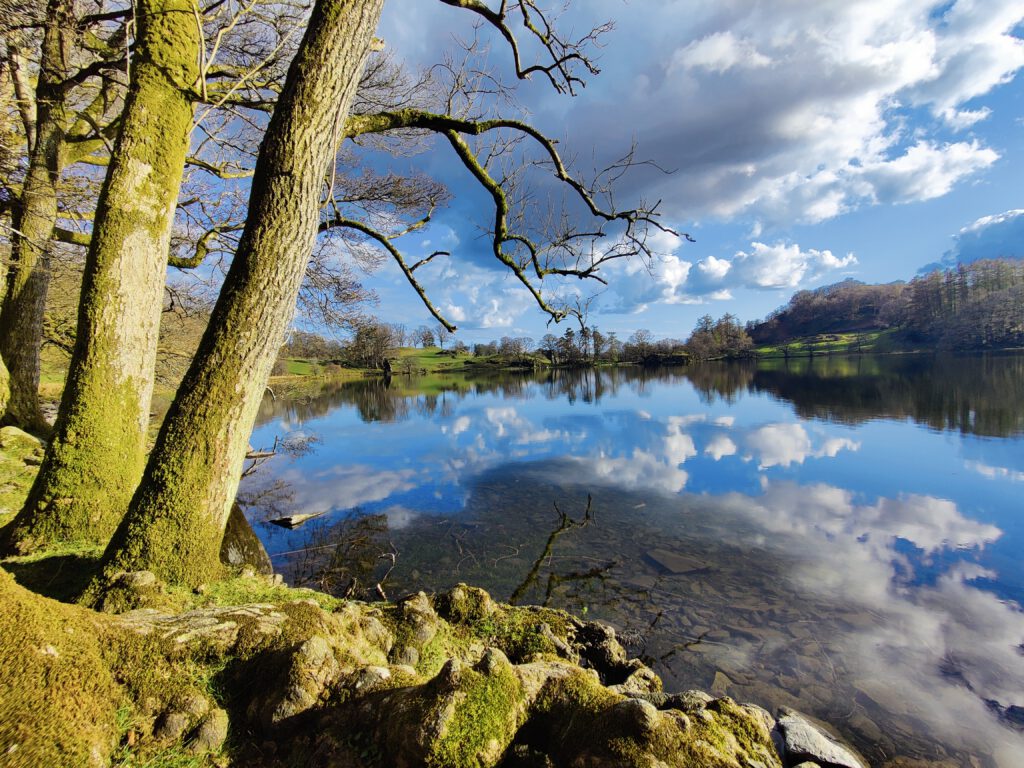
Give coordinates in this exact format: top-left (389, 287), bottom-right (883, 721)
top-left (0, 356), bottom-right (9, 416)
top-left (0, 0), bottom-right (73, 434)
top-left (1, 0), bottom-right (200, 555)
top-left (96, 0), bottom-right (386, 588)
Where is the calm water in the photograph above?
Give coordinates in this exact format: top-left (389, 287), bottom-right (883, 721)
top-left (242, 354), bottom-right (1024, 767)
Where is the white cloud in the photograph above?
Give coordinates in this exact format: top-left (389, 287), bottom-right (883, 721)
top-left (580, 448), bottom-right (690, 494)
top-left (714, 479), bottom-right (1020, 765)
top-left (705, 434), bottom-right (738, 460)
top-left (857, 139), bottom-right (998, 204)
top-left (938, 208), bottom-right (1024, 267)
top-left (599, 237), bottom-right (857, 307)
top-left (691, 241), bottom-right (857, 294)
top-left (275, 464), bottom-right (418, 515)
top-left (966, 460), bottom-right (1024, 483)
top-left (744, 423), bottom-right (860, 468)
top-left (554, 0), bottom-right (1023, 224)
top-left (670, 31), bottom-right (771, 74)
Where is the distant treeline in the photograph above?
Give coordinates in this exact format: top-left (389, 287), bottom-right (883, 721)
top-left (748, 258), bottom-right (1024, 350)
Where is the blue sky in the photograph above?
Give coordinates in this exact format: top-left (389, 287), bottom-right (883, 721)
top-left (340, 0), bottom-right (1024, 344)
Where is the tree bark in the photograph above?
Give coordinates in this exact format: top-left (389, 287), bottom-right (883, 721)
top-left (1, 0), bottom-right (200, 555)
top-left (0, 0), bottom-right (73, 433)
top-left (95, 0), bottom-right (386, 588)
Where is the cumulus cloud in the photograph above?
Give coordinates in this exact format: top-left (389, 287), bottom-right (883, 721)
top-left (552, 0), bottom-right (1021, 224)
top-left (857, 140), bottom-right (999, 204)
top-left (694, 242), bottom-right (858, 292)
top-left (599, 238), bottom-right (857, 308)
top-left (934, 209), bottom-right (1024, 268)
top-left (744, 423), bottom-right (860, 468)
top-left (669, 31), bottom-right (771, 74)
top-left (567, 415), bottom-right (697, 492)
top-left (715, 480), bottom-right (1021, 762)
top-left (704, 434), bottom-right (738, 461)
top-left (274, 464), bottom-right (419, 516)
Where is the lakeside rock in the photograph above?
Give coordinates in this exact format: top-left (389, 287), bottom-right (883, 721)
top-left (0, 574), bottom-right (813, 767)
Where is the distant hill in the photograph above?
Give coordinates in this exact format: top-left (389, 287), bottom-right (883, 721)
top-left (747, 258), bottom-right (1024, 352)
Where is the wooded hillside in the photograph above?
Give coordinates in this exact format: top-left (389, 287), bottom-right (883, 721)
top-left (748, 258), bottom-right (1024, 350)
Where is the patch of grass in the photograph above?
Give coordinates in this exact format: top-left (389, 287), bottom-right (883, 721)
top-left (394, 346), bottom-right (473, 373)
top-left (755, 329), bottom-right (898, 357)
top-left (284, 358), bottom-right (318, 376)
top-left (188, 576), bottom-right (344, 612)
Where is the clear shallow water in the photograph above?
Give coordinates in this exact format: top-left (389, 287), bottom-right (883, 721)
top-left (242, 355), bottom-right (1024, 767)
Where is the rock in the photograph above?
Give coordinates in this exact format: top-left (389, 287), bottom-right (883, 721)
top-left (345, 651), bottom-right (525, 767)
top-left (538, 621), bottom-right (576, 662)
top-left (433, 583), bottom-right (499, 624)
top-left (610, 663), bottom-right (662, 695)
top-left (259, 635), bottom-right (339, 727)
top-left (359, 614), bottom-right (393, 655)
top-left (711, 670), bottom-right (733, 695)
top-left (612, 697), bottom-right (660, 734)
top-left (775, 707), bottom-right (868, 768)
top-left (153, 711), bottom-right (191, 741)
top-left (388, 592), bottom-right (440, 666)
top-left (676, 689), bottom-right (713, 709)
top-left (575, 621), bottom-right (628, 681)
top-left (644, 548), bottom-right (710, 574)
top-left (353, 665), bottom-right (391, 692)
top-left (401, 592), bottom-right (440, 645)
top-left (394, 645), bottom-right (419, 667)
top-left (220, 502), bottom-right (273, 575)
top-left (189, 707), bottom-right (229, 753)
top-left (0, 425), bottom-right (44, 455)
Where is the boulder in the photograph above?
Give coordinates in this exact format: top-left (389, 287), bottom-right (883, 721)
top-left (189, 708), bottom-right (229, 754)
top-left (775, 707), bottom-right (868, 768)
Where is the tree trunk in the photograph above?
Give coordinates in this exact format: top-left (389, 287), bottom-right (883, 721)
top-left (0, 356), bottom-right (9, 415)
top-left (1, 0), bottom-right (200, 555)
top-left (0, 0), bottom-right (73, 433)
top-left (95, 0), bottom-right (386, 588)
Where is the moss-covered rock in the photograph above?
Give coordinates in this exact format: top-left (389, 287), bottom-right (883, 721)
top-left (0, 426), bottom-right (45, 530)
top-left (2, 575), bottom-right (788, 768)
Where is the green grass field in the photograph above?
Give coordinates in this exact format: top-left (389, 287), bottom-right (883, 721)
top-left (754, 329), bottom-right (902, 358)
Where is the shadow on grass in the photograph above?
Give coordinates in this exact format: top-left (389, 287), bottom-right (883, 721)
top-left (3, 552), bottom-right (102, 603)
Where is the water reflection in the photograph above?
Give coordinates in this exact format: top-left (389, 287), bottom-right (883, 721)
top-left (244, 355), bottom-right (1024, 766)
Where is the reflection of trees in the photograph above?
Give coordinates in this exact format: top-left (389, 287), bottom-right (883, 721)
top-left (680, 361), bottom-right (757, 404)
top-left (255, 355), bottom-right (1024, 436)
top-left (254, 366), bottom-right (708, 425)
top-left (279, 512), bottom-right (397, 600)
top-left (751, 354), bottom-right (1024, 437)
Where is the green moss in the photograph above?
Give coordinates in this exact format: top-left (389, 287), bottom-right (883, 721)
top-left (416, 621), bottom-right (462, 677)
top-left (3, 376), bottom-right (148, 555)
top-left (188, 575), bottom-right (343, 612)
top-left (0, 568), bottom-right (124, 765)
top-left (0, 427), bottom-right (44, 528)
top-left (428, 660), bottom-right (524, 768)
top-left (464, 605), bottom-right (574, 663)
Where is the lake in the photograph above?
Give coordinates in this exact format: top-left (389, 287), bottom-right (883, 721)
top-left (241, 353), bottom-right (1024, 767)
